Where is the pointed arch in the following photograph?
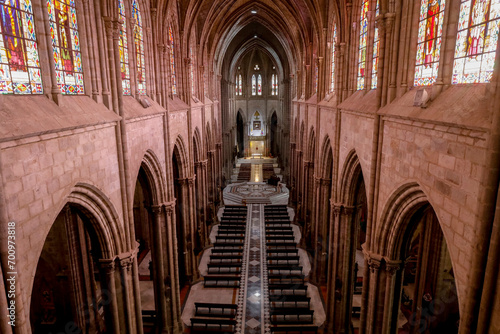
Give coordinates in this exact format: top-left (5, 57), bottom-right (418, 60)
top-left (307, 127), bottom-right (316, 161)
top-left (64, 183), bottom-right (124, 258)
top-left (376, 182), bottom-right (435, 258)
top-left (339, 149), bottom-right (365, 205)
top-left (173, 135), bottom-right (189, 178)
top-left (139, 150), bottom-right (168, 205)
top-left (193, 127), bottom-right (203, 162)
top-left (319, 136), bottom-right (333, 179)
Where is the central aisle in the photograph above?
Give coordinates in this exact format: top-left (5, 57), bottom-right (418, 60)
top-left (235, 204), bottom-right (269, 334)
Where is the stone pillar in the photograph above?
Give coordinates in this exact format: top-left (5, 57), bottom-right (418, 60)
top-left (118, 255), bottom-right (135, 333)
top-left (381, 261), bottom-right (402, 334)
top-left (366, 255), bottom-right (382, 334)
top-left (99, 259), bottom-right (120, 334)
top-left (151, 205), bottom-right (169, 333)
top-left (313, 177), bottom-right (332, 283)
top-left (177, 178), bottom-right (193, 281)
top-left (195, 161), bottom-right (208, 246)
top-left (165, 202), bottom-right (182, 332)
top-left (187, 176), bottom-right (199, 280)
top-left (326, 203), bottom-right (342, 333)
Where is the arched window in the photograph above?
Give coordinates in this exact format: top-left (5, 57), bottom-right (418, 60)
top-left (47, 0), bottom-right (84, 94)
top-left (331, 24), bottom-right (337, 92)
top-left (258, 74), bottom-right (262, 95)
top-left (118, 0), bottom-right (130, 95)
top-left (238, 74), bottom-right (242, 95)
top-left (0, 0), bottom-right (43, 94)
top-left (132, 0), bottom-right (145, 94)
top-left (357, 0), bottom-right (369, 90)
top-left (453, 0), bottom-right (500, 84)
top-left (274, 74), bottom-right (278, 95)
top-left (252, 74), bottom-right (256, 95)
top-left (169, 25), bottom-right (177, 95)
top-left (271, 74), bottom-right (278, 95)
top-left (371, 0), bottom-right (380, 89)
top-left (414, 0), bottom-right (446, 86)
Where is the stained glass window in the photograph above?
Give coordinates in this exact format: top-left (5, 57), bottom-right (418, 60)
top-left (132, 0), bottom-right (145, 94)
top-left (238, 74), bottom-right (242, 95)
top-left (118, 0), bottom-right (130, 95)
top-left (271, 74), bottom-right (278, 95)
top-left (258, 74), bottom-right (262, 95)
top-left (274, 74), bottom-right (278, 95)
top-left (252, 74), bottom-right (256, 95)
top-left (371, 0), bottom-right (380, 89)
top-left (190, 47), bottom-right (195, 96)
top-left (453, 0), bottom-right (500, 84)
top-left (0, 0), bottom-right (42, 94)
top-left (331, 24), bottom-right (337, 92)
top-left (357, 0), bottom-right (369, 90)
top-left (47, 0), bottom-right (83, 94)
top-left (169, 25), bottom-right (177, 95)
top-left (414, 0), bottom-right (446, 86)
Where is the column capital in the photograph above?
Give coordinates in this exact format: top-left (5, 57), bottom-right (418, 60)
top-left (342, 205), bottom-right (355, 216)
top-left (303, 161), bottom-right (314, 168)
top-left (385, 260), bottom-right (402, 276)
top-left (118, 253), bottom-right (134, 270)
top-left (314, 176), bottom-right (331, 187)
top-left (99, 258), bottom-right (117, 272)
top-left (163, 200), bottom-right (176, 214)
top-left (151, 205), bottom-right (163, 214)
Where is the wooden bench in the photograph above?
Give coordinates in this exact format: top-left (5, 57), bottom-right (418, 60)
top-left (216, 231), bottom-right (245, 237)
top-left (217, 225), bottom-right (246, 230)
top-left (190, 318), bottom-right (236, 333)
top-left (203, 275), bottom-right (240, 288)
top-left (214, 241), bottom-right (243, 248)
top-left (270, 309), bottom-right (314, 324)
top-left (213, 243), bottom-right (244, 249)
top-left (269, 295), bottom-right (311, 309)
top-left (194, 302), bottom-right (237, 318)
top-left (266, 231), bottom-right (294, 237)
top-left (268, 274), bottom-right (305, 285)
top-left (267, 242), bottom-right (297, 248)
top-left (211, 249), bottom-right (243, 255)
top-left (267, 256), bottom-right (300, 265)
top-left (215, 237), bottom-right (245, 244)
top-left (268, 265), bottom-right (303, 275)
top-left (267, 249), bottom-right (299, 256)
top-left (266, 226), bottom-right (293, 232)
top-left (209, 255), bottom-right (242, 263)
top-left (269, 325), bottom-right (318, 334)
top-left (269, 284), bottom-right (308, 296)
top-left (207, 265), bottom-right (241, 274)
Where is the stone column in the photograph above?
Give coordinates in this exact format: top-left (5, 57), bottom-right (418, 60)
top-left (313, 177), bottom-right (332, 283)
top-left (99, 259), bottom-right (120, 334)
top-left (165, 202), bottom-right (181, 332)
top-left (326, 203), bottom-right (342, 333)
top-left (151, 205), bottom-right (169, 333)
top-left (337, 205), bottom-right (355, 333)
top-left (366, 255), bottom-right (382, 334)
top-left (381, 261), bottom-right (402, 334)
top-left (195, 161), bottom-right (208, 246)
top-left (187, 176), bottom-right (199, 280)
top-left (118, 255), bottom-right (135, 333)
top-left (177, 178), bottom-right (193, 281)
